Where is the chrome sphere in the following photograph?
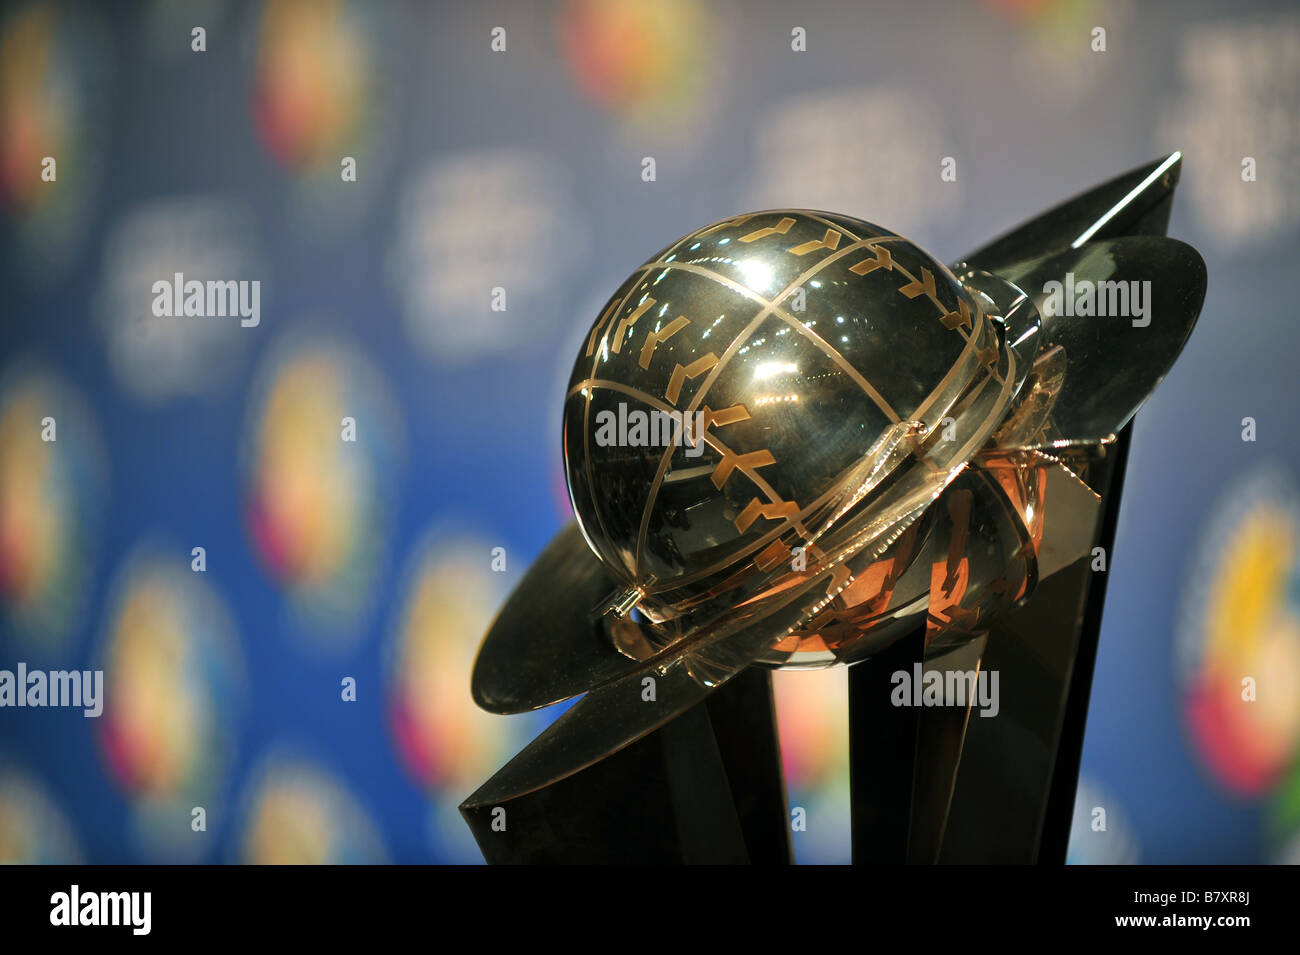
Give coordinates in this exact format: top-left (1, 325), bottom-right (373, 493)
top-left (563, 210), bottom-right (1018, 662)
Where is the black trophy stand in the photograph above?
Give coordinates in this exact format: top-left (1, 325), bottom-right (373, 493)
top-left (851, 426), bottom-right (1131, 864)
top-left (460, 427), bottom-right (1130, 864)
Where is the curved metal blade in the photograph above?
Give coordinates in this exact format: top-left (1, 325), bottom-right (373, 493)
top-left (988, 235), bottom-right (1206, 450)
top-left (471, 522), bottom-right (639, 714)
top-left (461, 623), bottom-right (776, 809)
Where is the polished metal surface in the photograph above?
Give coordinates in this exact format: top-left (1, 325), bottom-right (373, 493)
top-left (470, 522), bottom-right (634, 713)
top-left (464, 154), bottom-right (1207, 809)
top-left (981, 235), bottom-right (1206, 449)
top-left (564, 210), bottom-right (1018, 658)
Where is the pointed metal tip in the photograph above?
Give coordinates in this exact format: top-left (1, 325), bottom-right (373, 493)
top-left (959, 153), bottom-right (1188, 273)
top-left (1070, 152), bottom-right (1183, 247)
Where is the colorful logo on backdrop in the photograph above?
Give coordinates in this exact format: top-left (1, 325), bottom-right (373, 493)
top-left (0, 768), bottom-right (82, 863)
top-left (1178, 465), bottom-right (1300, 798)
top-left (253, 0), bottom-right (373, 171)
top-left (982, 0), bottom-right (1118, 104)
top-left (0, 367), bottom-right (104, 650)
top-left (0, 2), bottom-right (107, 278)
top-left (557, 0), bottom-right (725, 136)
top-left (96, 553), bottom-right (243, 857)
top-left (772, 668), bottom-right (851, 864)
top-left (238, 755), bottom-right (386, 863)
top-left (242, 336), bottom-right (401, 641)
top-left (386, 532), bottom-right (533, 860)
top-left (249, 0), bottom-right (395, 229)
top-left (387, 535), bottom-right (517, 790)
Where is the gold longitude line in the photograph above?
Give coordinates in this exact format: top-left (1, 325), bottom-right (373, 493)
top-left (641, 259), bottom-right (776, 306)
top-left (632, 235), bottom-right (903, 577)
top-left (573, 375), bottom-right (715, 582)
top-left (764, 306), bottom-right (904, 420)
top-left (908, 330), bottom-right (980, 426)
top-left (581, 217), bottom-right (876, 583)
top-left (947, 360), bottom-right (1015, 468)
top-left (631, 300), bottom-right (784, 578)
top-left (582, 263), bottom-right (667, 567)
top-left (579, 380), bottom-right (620, 575)
top-left (704, 432), bottom-right (813, 540)
top-left (633, 427), bottom-right (692, 579)
top-left (645, 246), bottom-right (907, 423)
top-left (760, 258), bottom-right (992, 409)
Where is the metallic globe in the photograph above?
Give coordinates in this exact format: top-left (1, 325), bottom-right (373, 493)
top-left (563, 210), bottom-right (1029, 668)
top-left (462, 157), bottom-right (1211, 863)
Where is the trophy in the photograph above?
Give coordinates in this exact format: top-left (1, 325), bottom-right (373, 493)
top-left (460, 153), bottom-right (1205, 863)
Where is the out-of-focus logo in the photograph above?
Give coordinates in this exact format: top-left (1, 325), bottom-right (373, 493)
top-left (772, 668), bottom-right (851, 863)
top-left (0, 2), bottom-right (107, 281)
top-left (745, 87), bottom-right (958, 242)
top-left (238, 754), bottom-right (386, 864)
top-left (96, 552), bottom-right (244, 858)
top-left (1160, 14), bottom-right (1300, 247)
top-left (388, 149), bottom-right (585, 364)
top-left (1177, 465), bottom-right (1300, 798)
top-left (1066, 776), bottom-right (1140, 864)
top-left (252, 0), bottom-right (371, 172)
top-left (557, 0), bottom-right (725, 136)
top-left (96, 197), bottom-right (261, 402)
top-left (242, 335), bottom-right (401, 642)
top-left (0, 366), bottom-right (104, 651)
top-left (386, 531), bottom-right (536, 861)
top-left (0, 768), bottom-right (82, 863)
top-left (248, 0), bottom-right (395, 231)
top-left (982, 0), bottom-right (1120, 105)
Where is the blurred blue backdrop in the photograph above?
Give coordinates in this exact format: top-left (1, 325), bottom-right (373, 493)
top-left (1, 0), bottom-right (1299, 864)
